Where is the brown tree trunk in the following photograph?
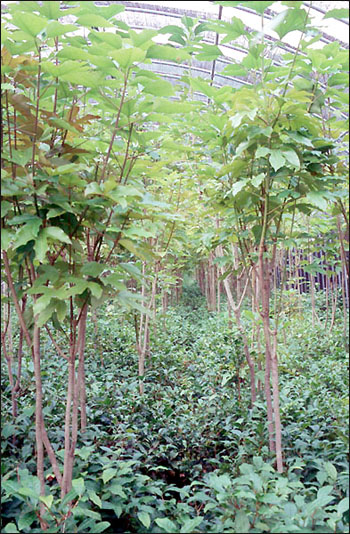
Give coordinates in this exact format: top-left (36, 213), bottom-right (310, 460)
top-left (32, 323), bottom-right (47, 526)
top-left (217, 244), bottom-right (256, 406)
top-left (258, 250), bottom-right (282, 471)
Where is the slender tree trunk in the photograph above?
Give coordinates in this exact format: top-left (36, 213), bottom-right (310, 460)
top-left (217, 244), bottom-right (256, 405)
top-left (325, 275), bottom-right (329, 327)
top-left (78, 304), bottom-right (88, 433)
top-left (32, 323), bottom-right (47, 526)
top-left (341, 266), bottom-right (349, 350)
top-left (258, 251), bottom-right (276, 457)
top-left (271, 328), bottom-right (283, 472)
top-left (309, 254), bottom-right (320, 327)
top-left (62, 352), bottom-right (75, 497)
top-left (329, 278), bottom-right (337, 333)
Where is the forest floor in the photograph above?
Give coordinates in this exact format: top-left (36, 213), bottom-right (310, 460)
top-left (1, 289), bottom-right (349, 533)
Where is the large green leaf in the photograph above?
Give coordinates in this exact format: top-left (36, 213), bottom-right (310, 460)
top-left (146, 44), bottom-right (191, 63)
top-left (57, 47), bottom-right (89, 61)
top-left (45, 227), bottom-right (71, 244)
top-left (155, 518), bottom-right (178, 533)
top-left (76, 14), bottom-right (114, 28)
top-left (283, 149), bottom-right (300, 168)
top-left (305, 191), bottom-right (328, 211)
top-left (231, 179), bottom-right (248, 197)
top-left (323, 8), bottom-right (349, 21)
top-left (269, 8), bottom-right (308, 39)
top-left (14, 219), bottom-right (42, 249)
top-left (90, 31), bottom-right (122, 49)
top-left (111, 48), bottom-right (146, 70)
top-left (34, 230), bottom-right (48, 263)
top-left (234, 511), bottom-right (250, 533)
top-left (138, 512), bottom-right (151, 529)
top-left (81, 262), bottom-right (105, 277)
top-left (102, 468), bottom-right (117, 484)
top-left (269, 150), bottom-right (286, 171)
top-left (180, 517), bottom-right (203, 533)
top-left (72, 477), bottom-right (85, 496)
top-left (46, 22), bottom-right (77, 38)
top-left (11, 12), bottom-right (48, 37)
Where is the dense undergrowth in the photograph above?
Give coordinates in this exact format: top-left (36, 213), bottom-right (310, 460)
top-left (1, 287), bottom-right (349, 533)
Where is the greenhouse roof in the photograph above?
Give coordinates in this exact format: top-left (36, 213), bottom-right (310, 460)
top-left (112, 1), bottom-right (349, 92)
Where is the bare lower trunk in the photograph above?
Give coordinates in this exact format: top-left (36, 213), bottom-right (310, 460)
top-left (271, 330), bottom-right (283, 473)
top-left (62, 356), bottom-right (75, 497)
top-left (328, 280), bottom-right (337, 334)
top-left (32, 324), bottom-right (47, 526)
top-left (258, 251), bottom-right (282, 470)
top-left (78, 305), bottom-right (88, 433)
top-left (341, 267), bottom-right (348, 350)
top-left (217, 244), bottom-right (256, 405)
top-left (309, 256), bottom-right (320, 327)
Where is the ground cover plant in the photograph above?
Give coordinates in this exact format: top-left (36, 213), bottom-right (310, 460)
top-left (1, 1), bottom-right (349, 532)
top-left (1, 291), bottom-right (349, 533)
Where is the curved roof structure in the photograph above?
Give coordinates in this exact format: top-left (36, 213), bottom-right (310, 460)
top-left (112, 0), bottom-right (349, 94)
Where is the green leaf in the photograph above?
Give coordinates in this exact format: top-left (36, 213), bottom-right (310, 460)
top-left (286, 131), bottom-right (314, 147)
top-left (196, 45), bottom-right (222, 62)
top-left (306, 192), bottom-right (328, 211)
top-left (14, 219), bottom-right (42, 249)
top-left (2, 424), bottom-right (16, 438)
top-left (269, 150), bottom-right (286, 171)
top-left (60, 69), bottom-right (103, 89)
top-left (111, 47), bottom-right (146, 70)
top-left (154, 100), bottom-right (198, 114)
top-left (324, 462), bottom-right (337, 481)
top-left (109, 483), bottom-right (127, 498)
top-left (81, 262), bottom-right (105, 277)
top-left (269, 8), bottom-right (309, 39)
top-left (146, 44), bottom-right (191, 63)
top-left (88, 490), bottom-right (102, 508)
top-left (34, 230), bottom-right (48, 263)
top-left (138, 511), bottom-right (151, 528)
top-left (255, 146), bottom-right (270, 158)
top-left (17, 512), bottom-right (36, 531)
top-left (72, 477), bottom-right (85, 496)
top-left (102, 468), bottom-right (117, 484)
top-left (45, 227), bottom-right (71, 245)
top-left (155, 518), bottom-right (178, 533)
top-left (40, 1), bottom-right (61, 19)
top-left (1, 200), bottom-right (12, 218)
top-left (85, 182), bottom-right (103, 196)
top-left (61, 488), bottom-right (79, 506)
top-left (231, 179), bottom-right (248, 197)
top-left (8, 148), bottom-right (33, 166)
top-left (11, 12), bottom-right (48, 37)
top-left (77, 14), bottom-right (114, 28)
top-left (46, 22), bottom-right (77, 37)
top-left (222, 64), bottom-right (248, 77)
top-left (40, 495), bottom-right (53, 508)
top-left (251, 173), bottom-right (265, 188)
top-left (137, 77), bottom-right (174, 97)
top-left (180, 517), bottom-right (203, 533)
top-left (337, 497), bottom-right (349, 515)
top-left (90, 31), bottom-right (122, 49)
top-left (1, 229), bottom-right (13, 250)
top-left (3, 523), bottom-right (19, 533)
top-left (323, 8), bottom-right (349, 21)
top-left (90, 522), bottom-right (111, 533)
top-left (88, 282), bottom-right (103, 299)
top-left (241, 1), bottom-right (275, 14)
top-left (57, 47), bottom-right (89, 61)
top-left (234, 511), bottom-right (250, 533)
top-left (283, 149), bottom-right (300, 168)
top-left (18, 486), bottom-right (40, 500)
